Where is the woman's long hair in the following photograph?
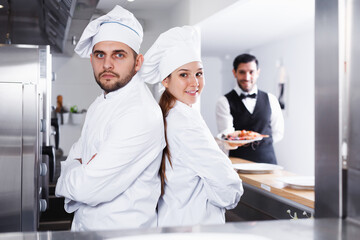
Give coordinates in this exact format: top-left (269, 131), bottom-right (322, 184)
top-left (158, 85), bottom-right (176, 196)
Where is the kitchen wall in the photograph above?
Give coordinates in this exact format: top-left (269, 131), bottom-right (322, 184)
top-left (200, 29), bottom-right (315, 175)
top-left (51, 54), bottom-right (98, 154)
top-left (199, 56), bottom-right (224, 135)
top-left (170, 0), bottom-right (238, 26)
top-left (252, 31), bottom-right (314, 176)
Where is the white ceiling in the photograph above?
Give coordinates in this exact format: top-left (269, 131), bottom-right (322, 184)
top-left (95, 0), bottom-right (314, 56)
top-left (197, 0), bottom-right (315, 55)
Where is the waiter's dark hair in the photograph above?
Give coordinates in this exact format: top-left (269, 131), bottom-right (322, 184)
top-left (158, 81), bottom-right (175, 196)
top-left (233, 53), bottom-right (259, 71)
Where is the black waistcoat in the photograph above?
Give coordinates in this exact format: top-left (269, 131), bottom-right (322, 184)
top-left (225, 89), bottom-right (277, 164)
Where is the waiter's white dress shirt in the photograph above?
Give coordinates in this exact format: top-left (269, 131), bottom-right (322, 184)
top-left (55, 75), bottom-right (165, 231)
top-left (157, 101), bottom-right (243, 227)
top-left (216, 85), bottom-right (284, 143)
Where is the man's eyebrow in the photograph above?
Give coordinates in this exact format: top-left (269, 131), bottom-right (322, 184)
top-left (92, 49), bottom-right (128, 54)
top-left (93, 50), bottom-right (105, 54)
top-left (113, 49), bottom-right (128, 54)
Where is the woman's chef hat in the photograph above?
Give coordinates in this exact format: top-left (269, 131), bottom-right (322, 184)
top-left (74, 5), bottom-right (143, 58)
top-left (139, 26), bottom-right (201, 85)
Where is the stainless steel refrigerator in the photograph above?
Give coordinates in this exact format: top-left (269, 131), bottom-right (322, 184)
top-left (0, 44), bottom-right (55, 232)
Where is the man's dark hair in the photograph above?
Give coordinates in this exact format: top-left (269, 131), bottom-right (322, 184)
top-left (233, 53), bottom-right (259, 71)
top-left (131, 49), bottom-right (138, 61)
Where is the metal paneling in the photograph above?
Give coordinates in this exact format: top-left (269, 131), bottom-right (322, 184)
top-left (347, 169), bottom-right (360, 222)
top-left (0, 45), bottom-right (40, 84)
top-left (347, 0), bottom-right (360, 172)
top-left (346, 0), bottom-right (360, 224)
top-left (315, 0), bottom-right (343, 217)
top-left (0, 83), bottom-right (23, 232)
top-left (39, 46), bottom-right (52, 147)
top-left (21, 83), bottom-right (39, 231)
top-left (232, 183), bottom-right (313, 221)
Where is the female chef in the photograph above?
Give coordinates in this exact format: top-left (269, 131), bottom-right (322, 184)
top-left (139, 26), bottom-right (244, 227)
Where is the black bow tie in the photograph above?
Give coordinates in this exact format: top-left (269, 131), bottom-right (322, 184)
top-left (240, 93), bottom-right (257, 99)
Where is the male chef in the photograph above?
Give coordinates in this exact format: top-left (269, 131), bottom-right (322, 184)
top-left (216, 53), bottom-right (284, 164)
top-left (55, 5), bottom-right (165, 231)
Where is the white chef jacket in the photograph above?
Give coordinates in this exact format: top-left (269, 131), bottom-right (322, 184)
top-left (157, 101), bottom-right (243, 227)
top-left (55, 75), bottom-right (165, 231)
top-left (216, 85), bottom-right (284, 143)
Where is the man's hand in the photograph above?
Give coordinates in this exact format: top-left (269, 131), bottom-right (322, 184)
top-left (227, 141), bottom-right (246, 148)
top-left (224, 141), bottom-right (247, 150)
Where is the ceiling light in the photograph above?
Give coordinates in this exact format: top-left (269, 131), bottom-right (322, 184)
top-left (127, 0), bottom-right (135, 2)
top-left (0, 5), bottom-right (4, 9)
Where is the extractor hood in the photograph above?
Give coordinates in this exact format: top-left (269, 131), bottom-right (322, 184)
top-left (0, 0), bottom-right (99, 55)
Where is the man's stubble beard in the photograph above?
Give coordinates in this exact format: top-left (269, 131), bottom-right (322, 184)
top-left (237, 79), bottom-right (253, 93)
top-left (94, 65), bottom-right (136, 94)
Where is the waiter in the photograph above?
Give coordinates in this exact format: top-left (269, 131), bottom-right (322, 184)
top-left (216, 53), bottom-right (284, 164)
top-left (55, 5), bottom-right (165, 231)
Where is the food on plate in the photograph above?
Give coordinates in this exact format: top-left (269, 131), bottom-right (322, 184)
top-left (222, 130), bottom-right (268, 141)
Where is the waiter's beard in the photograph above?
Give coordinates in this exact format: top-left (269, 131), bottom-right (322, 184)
top-left (94, 67), bottom-right (136, 94)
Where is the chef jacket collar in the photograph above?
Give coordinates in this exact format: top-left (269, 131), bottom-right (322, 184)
top-left (173, 100), bottom-right (201, 115)
top-left (102, 74), bottom-right (140, 100)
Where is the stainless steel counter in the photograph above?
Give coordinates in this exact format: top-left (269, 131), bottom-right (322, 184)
top-left (0, 219), bottom-right (359, 240)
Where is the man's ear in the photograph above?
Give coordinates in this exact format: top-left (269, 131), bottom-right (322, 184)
top-left (232, 69), bottom-right (236, 78)
top-left (134, 54), bottom-right (144, 72)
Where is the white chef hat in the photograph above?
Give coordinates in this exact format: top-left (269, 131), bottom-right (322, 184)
top-left (139, 25), bottom-right (202, 85)
top-left (74, 5), bottom-right (143, 58)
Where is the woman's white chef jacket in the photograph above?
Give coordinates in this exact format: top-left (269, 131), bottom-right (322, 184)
top-left (55, 75), bottom-right (165, 231)
top-left (157, 101), bottom-right (243, 227)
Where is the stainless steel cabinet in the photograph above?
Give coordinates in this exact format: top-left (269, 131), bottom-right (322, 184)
top-left (0, 83), bottom-right (23, 232)
top-left (0, 44), bottom-right (53, 232)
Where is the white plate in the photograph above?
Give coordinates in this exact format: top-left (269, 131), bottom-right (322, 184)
top-left (232, 163), bottom-right (284, 174)
top-left (217, 134), bottom-right (263, 144)
top-left (277, 176), bottom-right (315, 190)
